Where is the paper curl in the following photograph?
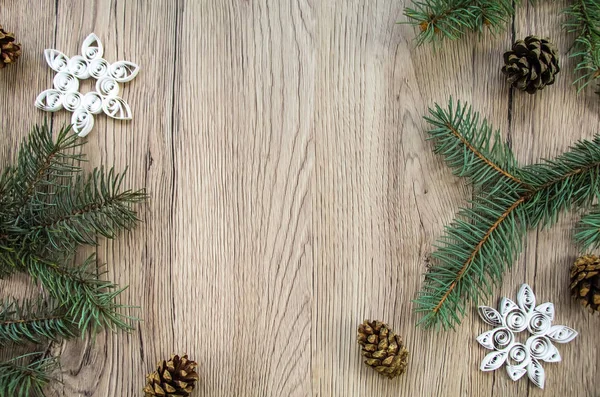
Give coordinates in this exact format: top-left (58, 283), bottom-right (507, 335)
top-left (89, 58), bottom-right (109, 79)
top-left (477, 327), bottom-right (514, 351)
top-left (478, 306), bottom-right (502, 327)
top-left (44, 49), bottom-right (69, 72)
top-left (547, 325), bottom-right (578, 343)
top-left (507, 343), bottom-right (530, 366)
top-left (505, 309), bottom-right (528, 332)
top-left (526, 336), bottom-right (555, 361)
top-left (96, 76), bottom-right (119, 97)
top-left (71, 108), bottom-right (94, 137)
top-left (53, 72), bottom-right (79, 92)
top-left (62, 92), bottom-right (82, 112)
top-left (517, 284), bottom-right (536, 313)
top-left (81, 92), bottom-right (104, 114)
top-left (102, 96), bottom-right (132, 120)
top-left (528, 312), bottom-right (552, 335)
top-left (109, 61), bottom-right (140, 82)
top-left (81, 33), bottom-right (103, 60)
top-left (35, 89), bottom-right (63, 112)
top-left (68, 55), bottom-right (90, 79)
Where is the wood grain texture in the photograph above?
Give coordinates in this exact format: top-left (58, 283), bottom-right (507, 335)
top-left (0, 0), bottom-right (599, 396)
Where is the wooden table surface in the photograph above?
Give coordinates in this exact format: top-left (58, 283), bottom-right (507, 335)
top-left (1, 0), bottom-right (599, 396)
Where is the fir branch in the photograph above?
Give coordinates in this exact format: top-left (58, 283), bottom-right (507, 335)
top-left (416, 101), bottom-right (600, 329)
top-left (403, 0), bottom-right (515, 45)
top-left (425, 100), bottom-right (526, 191)
top-left (23, 168), bottom-right (146, 254)
top-left (0, 123), bottom-right (145, 395)
top-left (28, 255), bottom-right (135, 335)
top-left (574, 206), bottom-right (600, 251)
top-left (8, 122), bottom-right (83, 210)
top-left (0, 245), bottom-right (18, 278)
top-left (416, 188), bottom-right (527, 329)
top-left (0, 298), bottom-right (75, 344)
top-left (0, 352), bottom-right (58, 397)
top-left (520, 136), bottom-right (600, 226)
top-left (564, 0), bottom-right (600, 91)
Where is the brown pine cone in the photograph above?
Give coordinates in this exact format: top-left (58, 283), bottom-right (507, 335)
top-left (143, 354), bottom-right (199, 397)
top-left (0, 25), bottom-right (21, 68)
top-left (501, 36), bottom-right (559, 94)
top-left (357, 320), bottom-right (409, 379)
top-left (570, 254), bottom-right (600, 313)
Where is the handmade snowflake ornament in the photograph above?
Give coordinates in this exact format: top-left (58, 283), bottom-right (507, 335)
top-left (477, 284), bottom-right (577, 389)
top-left (35, 34), bottom-right (139, 137)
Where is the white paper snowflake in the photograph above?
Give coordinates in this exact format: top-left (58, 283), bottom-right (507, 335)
top-left (35, 33), bottom-right (139, 137)
top-left (477, 284), bottom-right (578, 389)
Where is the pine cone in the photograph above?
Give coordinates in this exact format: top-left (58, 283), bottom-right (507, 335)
top-left (570, 255), bottom-right (600, 313)
top-left (0, 25), bottom-right (21, 69)
top-left (501, 36), bottom-right (559, 94)
top-left (143, 354), bottom-right (199, 397)
top-left (357, 320), bottom-right (409, 379)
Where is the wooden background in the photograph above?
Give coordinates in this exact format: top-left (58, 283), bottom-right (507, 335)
top-left (1, 0), bottom-right (599, 396)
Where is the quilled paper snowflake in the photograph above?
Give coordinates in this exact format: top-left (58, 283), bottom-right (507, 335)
top-left (35, 33), bottom-right (139, 137)
top-left (477, 284), bottom-right (578, 389)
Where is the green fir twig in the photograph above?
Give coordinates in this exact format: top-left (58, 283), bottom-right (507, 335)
top-left (403, 0), bottom-right (515, 45)
top-left (574, 207), bottom-right (600, 251)
top-left (564, 0), bottom-right (600, 92)
top-left (0, 122), bottom-right (146, 394)
top-left (28, 255), bottom-right (136, 335)
top-left (0, 298), bottom-right (75, 344)
top-left (416, 99), bottom-right (600, 329)
top-left (0, 353), bottom-right (59, 397)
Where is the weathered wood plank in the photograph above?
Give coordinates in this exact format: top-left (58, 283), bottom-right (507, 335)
top-left (0, 0), bottom-right (598, 396)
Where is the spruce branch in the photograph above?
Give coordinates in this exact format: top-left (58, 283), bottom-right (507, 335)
top-left (520, 136), bottom-right (600, 226)
top-left (0, 298), bottom-right (75, 344)
top-left (574, 207), bottom-right (600, 250)
top-left (0, 352), bottom-right (58, 397)
top-left (417, 100), bottom-right (600, 329)
top-left (416, 188), bottom-right (527, 329)
top-left (0, 122), bottom-right (145, 394)
top-left (403, 0), bottom-right (515, 45)
top-left (28, 255), bottom-right (135, 335)
top-left (425, 100), bottom-right (526, 191)
top-left (23, 167), bottom-right (146, 254)
top-left (564, 0), bottom-right (600, 91)
top-left (9, 122), bottom-right (83, 210)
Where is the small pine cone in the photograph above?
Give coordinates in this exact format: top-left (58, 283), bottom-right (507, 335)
top-left (570, 255), bottom-right (600, 313)
top-left (501, 36), bottom-right (559, 94)
top-left (357, 320), bottom-right (409, 379)
top-left (0, 25), bottom-right (22, 68)
top-left (143, 354), bottom-right (199, 397)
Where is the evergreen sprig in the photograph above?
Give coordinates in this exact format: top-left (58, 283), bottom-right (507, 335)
top-left (0, 298), bottom-right (74, 344)
top-left (28, 255), bottom-right (135, 335)
top-left (403, 0), bottom-right (515, 45)
top-left (417, 99), bottom-right (600, 329)
top-left (0, 122), bottom-right (145, 395)
top-left (425, 101), bottom-right (524, 191)
top-left (574, 207), bottom-right (600, 250)
top-left (23, 167), bottom-right (145, 254)
top-left (0, 353), bottom-right (58, 397)
top-left (564, 0), bottom-right (600, 91)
